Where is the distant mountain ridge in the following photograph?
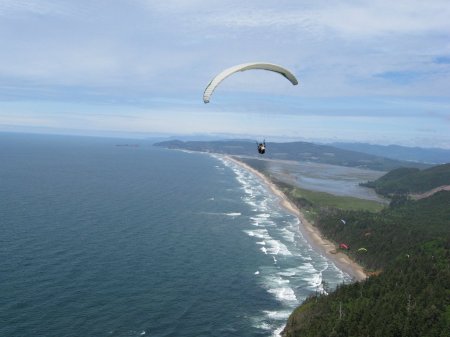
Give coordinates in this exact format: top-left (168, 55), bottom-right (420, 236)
top-left (154, 140), bottom-right (429, 171)
top-left (331, 142), bottom-right (450, 164)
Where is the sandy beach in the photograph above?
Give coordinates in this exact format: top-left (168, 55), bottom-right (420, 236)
top-left (226, 155), bottom-right (368, 282)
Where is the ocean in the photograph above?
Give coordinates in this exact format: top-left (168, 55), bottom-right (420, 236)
top-left (0, 133), bottom-right (351, 337)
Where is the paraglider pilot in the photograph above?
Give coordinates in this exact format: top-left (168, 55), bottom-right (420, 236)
top-left (257, 141), bottom-right (266, 155)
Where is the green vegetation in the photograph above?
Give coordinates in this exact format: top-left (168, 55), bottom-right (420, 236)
top-left (314, 191), bottom-right (450, 270)
top-left (238, 157), bottom-right (450, 336)
top-left (283, 239), bottom-right (450, 337)
top-left (282, 192), bottom-right (450, 337)
top-left (362, 163), bottom-right (450, 196)
top-left (278, 182), bottom-right (385, 213)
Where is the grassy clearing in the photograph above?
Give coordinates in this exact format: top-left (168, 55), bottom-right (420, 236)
top-left (281, 184), bottom-right (385, 213)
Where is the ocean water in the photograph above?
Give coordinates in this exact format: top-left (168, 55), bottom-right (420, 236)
top-left (0, 133), bottom-right (351, 337)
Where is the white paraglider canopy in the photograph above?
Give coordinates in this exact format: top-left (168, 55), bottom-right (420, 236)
top-left (203, 62), bottom-right (298, 103)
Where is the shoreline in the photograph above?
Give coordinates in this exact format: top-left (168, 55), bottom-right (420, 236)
top-left (225, 155), bottom-right (367, 282)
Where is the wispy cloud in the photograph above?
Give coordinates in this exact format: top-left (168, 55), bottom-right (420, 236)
top-left (161, 0), bottom-right (450, 38)
top-left (0, 0), bottom-right (89, 17)
top-left (0, 0), bottom-right (449, 147)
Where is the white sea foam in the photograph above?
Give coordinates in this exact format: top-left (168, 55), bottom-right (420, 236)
top-left (263, 275), bottom-right (298, 302)
top-left (277, 270), bottom-right (297, 277)
top-left (330, 262), bottom-right (351, 281)
top-left (268, 287), bottom-right (297, 302)
top-left (272, 325), bottom-right (285, 337)
top-left (250, 316), bottom-right (275, 332)
top-left (265, 239), bottom-right (292, 256)
top-left (298, 262), bottom-right (315, 271)
top-left (225, 212), bottom-right (241, 216)
top-left (243, 229), bottom-right (269, 239)
top-left (305, 272), bottom-right (323, 290)
top-left (263, 310), bottom-right (293, 320)
top-left (244, 187), bottom-right (253, 195)
top-left (267, 275), bottom-right (290, 285)
top-left (245, 229), bottom-right (292, 256)
top-left (263, 220), bottom-right (276, 226)
top-left (254, 322), bottom-right (272, 330)
top-left (250, 216), bottom-right (275, 226)
top-left (213, 154), bottom-right (355, 337)
top-left (280, 228), bottom-right (296, 243)
top-left (251, 313), bottom-right (291, 337)
top-left (259, 205), bottom-right (269, 212)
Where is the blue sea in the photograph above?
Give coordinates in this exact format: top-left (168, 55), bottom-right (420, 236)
top-left (0, 133), bottom-right (351, 337)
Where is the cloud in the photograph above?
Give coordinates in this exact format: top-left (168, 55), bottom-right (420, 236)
top-left (1, 0), bottom-right (449, 96)
top-left (187, 0), bottom-right (450, 38)
top-left (0, 0), bottom-right (449, 147)
top-left (0, 0), bottom-right (90, 17)
top-left (0, 0), bottom-right (60, 15)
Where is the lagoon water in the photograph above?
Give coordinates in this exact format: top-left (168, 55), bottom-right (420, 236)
top-left (0, 133), bottom-right (350, 337)
top-left (263, 159), bottom-right (386, 203)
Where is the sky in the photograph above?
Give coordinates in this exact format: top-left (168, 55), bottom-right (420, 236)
top-left (0, 0), bottom-right (450, 148)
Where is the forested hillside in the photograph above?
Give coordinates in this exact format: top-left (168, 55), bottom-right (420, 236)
top-left (362, 163), bottom-right (450, 196)
top-left (314, 191), bottom-right (450, 270)
top-left (282, 191), bottom-right (450, 337)
top-left (283, 239), bottom-right (450, 337)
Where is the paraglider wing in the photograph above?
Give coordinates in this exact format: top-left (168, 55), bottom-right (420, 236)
top-left (203, 62), bottom-right (298, 103)
top-left (357, 248), bottom-right (367, 253)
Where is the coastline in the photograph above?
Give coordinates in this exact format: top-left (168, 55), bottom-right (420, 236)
top-left (225, 155), bottom-right (368, 282)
